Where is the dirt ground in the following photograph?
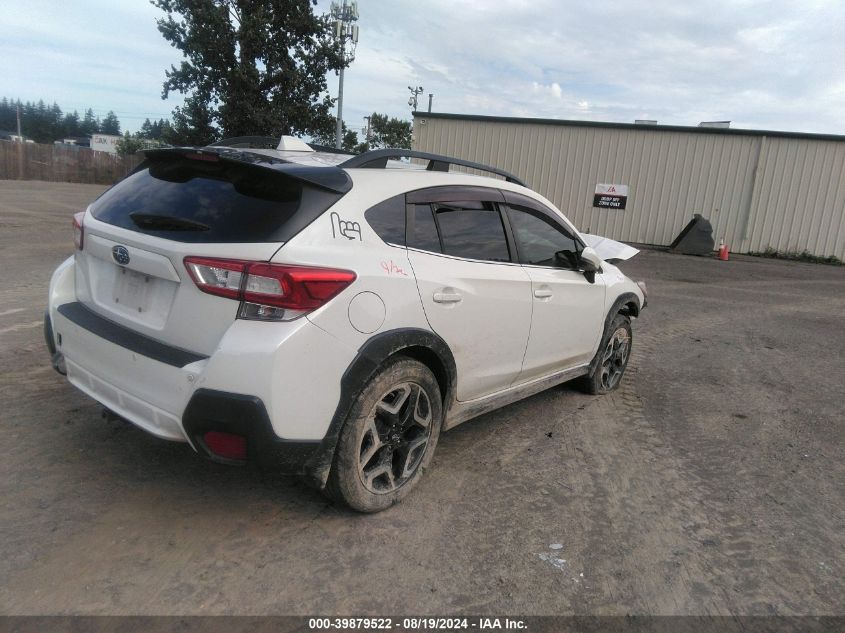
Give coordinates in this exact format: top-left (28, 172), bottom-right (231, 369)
top-left (0, 180), bottom-right (843, 616)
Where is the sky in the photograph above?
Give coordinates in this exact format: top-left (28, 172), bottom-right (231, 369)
top-left (1, 0), bottom-right (844, 137)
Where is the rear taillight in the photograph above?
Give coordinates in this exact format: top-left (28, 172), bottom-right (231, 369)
top-left (183, 257), bottom-right (356, 321)
top-left (72, 211), bottom-right (85, 250)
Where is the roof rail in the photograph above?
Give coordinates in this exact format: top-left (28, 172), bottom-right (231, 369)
top-left (339, 148), bottom-right (526, 187)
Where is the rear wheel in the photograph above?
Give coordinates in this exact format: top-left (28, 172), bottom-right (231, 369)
top-left (328, 358), bottom-right (442, 512)
top-left (581, 313), bottom-right (632, 395)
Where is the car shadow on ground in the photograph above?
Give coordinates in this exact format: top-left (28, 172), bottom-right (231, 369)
top-left (49, 377), bottom-right (591, 521)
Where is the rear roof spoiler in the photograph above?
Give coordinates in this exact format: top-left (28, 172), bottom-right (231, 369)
top-left (140, 147), bottom-right (352, 193)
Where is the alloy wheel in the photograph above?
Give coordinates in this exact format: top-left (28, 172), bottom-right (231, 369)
top-left (599, 327), bottom-right (630, 391)
top-left (358, 382), bottom-right (433, 494)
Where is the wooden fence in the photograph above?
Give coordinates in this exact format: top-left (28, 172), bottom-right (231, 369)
top-left (0, 140), bottom-right (144, 185)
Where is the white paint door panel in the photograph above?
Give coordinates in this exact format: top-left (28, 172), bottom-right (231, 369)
top-left (502, 200), bottom-right (606, 382)
top-left (408, 251), bottom-right (532, 401)
top-left (518, 267), bottom-right (605, 381)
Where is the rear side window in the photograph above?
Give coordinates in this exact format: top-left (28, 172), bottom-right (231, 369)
top-left (365, 194), bottom-right (405, 245)
top-left (90, 158), bottom-right (344, 243)
top-left (434, 202), bottom-right (510, 262)
top-left (408, 204), bottom-right (442, 252)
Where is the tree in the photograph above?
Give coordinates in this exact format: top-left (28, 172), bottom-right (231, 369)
top-left (63, 110), bottom-right (81, 138)
top-left (139, 117), bottom-right (173, 141)
top-left (0, 98), bottom-right (13, 131)
top-left (165, 95), bottom-right (217, 145)
top-left (80, 109), bottom-right (98, 136)
top-left (100, 111), bottom-right (121, 135)
top-left (363, 113), bottom-right (413, 150)
top-left (115, 132), bottom-right (146, 156)
top-left (311, 120), bottom-right (358, 152)
top-left (0, 98), bottom-right (135, 142)
top-left (342, 127), bottom-right (358, 152)
top-left (153, 0), bottom-right (345, 141)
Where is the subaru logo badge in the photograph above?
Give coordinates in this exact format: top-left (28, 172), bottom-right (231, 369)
top-left (112, 245), bottom-right (130, 266)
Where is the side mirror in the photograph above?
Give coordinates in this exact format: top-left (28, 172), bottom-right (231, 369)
top-left (579, 246), bottom-right (603, 283)
top-left (580, 246), bottom-right (602, 271)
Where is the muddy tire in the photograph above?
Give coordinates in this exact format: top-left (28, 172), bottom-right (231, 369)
top-left (581, 313), bottom-right (632, 395)
top-left (327, 357), bottom-right (443, 513)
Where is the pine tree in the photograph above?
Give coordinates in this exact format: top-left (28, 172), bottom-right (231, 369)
top-left (0, 98), bottom-right (15, 132)
top-left (81, 109), bottom-right (98, 136)
top-left (140, 118), bottom-right (154, 139)
top-left (62, 110), bottom-right (81, 138)
top-left (100, 111), bottom-right (121, 135)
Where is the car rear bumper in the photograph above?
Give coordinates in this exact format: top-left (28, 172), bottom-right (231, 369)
top-left (46, 250), bottom-right (359, 477)
top-left (182, 388), bottom-right (320, 471)
top-left (46, 300), bottom-right (348, 475)
top-left (50, 301), bottom-right (199, 442)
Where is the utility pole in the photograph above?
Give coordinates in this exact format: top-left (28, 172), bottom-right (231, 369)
top-left (408, 85), bottom-right (424, 113)
top-left (331, 1), bottom-right (360, 149)
top-left (363, 115), bottom-right (372, 149)
top-left (427, 93), bottom-right (434, 113)
top-left (16, 102), bottom-right (23, 179)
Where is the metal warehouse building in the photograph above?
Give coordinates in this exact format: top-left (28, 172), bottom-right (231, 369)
top-left (411, 112), bottom-right (845, 259)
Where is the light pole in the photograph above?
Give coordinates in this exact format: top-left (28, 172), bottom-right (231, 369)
top-left (331, 1), bottom-right (360, 149)
top-left (363, 115), bottom-right (372, 149)
top-left (408, 85), bottom-right (423, 113)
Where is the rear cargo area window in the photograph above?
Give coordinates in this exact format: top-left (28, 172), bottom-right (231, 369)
top-left (365, 194), bottom-right (406, 245)
top-left (90, 158), bottom-right (343, 243)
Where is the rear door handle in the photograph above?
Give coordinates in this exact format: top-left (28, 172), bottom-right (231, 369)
top-left (433, 291), bottom-right (462, 304)
top-left (533, 288), bottom-right (553, 299)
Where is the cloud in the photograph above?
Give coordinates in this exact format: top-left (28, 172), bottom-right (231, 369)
top-left (329, 0), bottom-right (845, 134)
top-left (2, 0), bottom-right (843, 134)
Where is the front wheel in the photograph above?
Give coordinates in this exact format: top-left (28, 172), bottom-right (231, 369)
top-left (328, 358), bottom-right (443, 512)
top-left (581, 313), bottom-right (632, 395)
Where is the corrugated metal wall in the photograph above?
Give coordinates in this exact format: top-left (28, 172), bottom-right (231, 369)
top-left (412, 115), bottom-right (845, 259)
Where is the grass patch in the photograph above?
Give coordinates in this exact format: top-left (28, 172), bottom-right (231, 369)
top-left (748, 247), bottom-right (842, 266)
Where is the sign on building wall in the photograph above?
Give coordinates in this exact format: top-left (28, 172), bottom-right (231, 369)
top-left (593, 183), bottom-right (629, 209)
top-left (90, 134), bottom-right (121, 154)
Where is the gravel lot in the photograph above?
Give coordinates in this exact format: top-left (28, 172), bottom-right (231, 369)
top-left (1, 180), bottom-right (843, 616)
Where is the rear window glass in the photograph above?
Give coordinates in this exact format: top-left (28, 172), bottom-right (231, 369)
top-left (90, 158), bottom-right (343, 243)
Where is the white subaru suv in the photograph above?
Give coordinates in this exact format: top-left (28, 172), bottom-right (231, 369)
top-left (45, 136), bottom-right (646, 512)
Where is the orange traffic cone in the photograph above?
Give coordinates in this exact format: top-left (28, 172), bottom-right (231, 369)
top-left (718, 239), bottom-right (729, 261)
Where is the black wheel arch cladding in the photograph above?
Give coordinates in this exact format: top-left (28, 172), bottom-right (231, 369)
top-left (302, 327), bottom-right (456, 489)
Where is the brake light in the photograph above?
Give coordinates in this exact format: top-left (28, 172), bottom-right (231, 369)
top-left (183, 151), bottom-right (220, 162)
top-left (72, 211), bottom-right (85, 250)
top-left (184, 257), bottom-right (356, 320)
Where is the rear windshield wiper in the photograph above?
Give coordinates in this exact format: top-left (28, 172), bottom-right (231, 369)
top-left (129, 213), bottom-right (211, 232)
